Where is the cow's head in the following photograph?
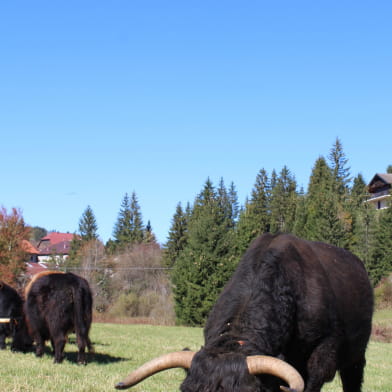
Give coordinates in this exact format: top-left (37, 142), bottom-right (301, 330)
top-left (10, 316), bottom-right (33, 352)
top-left (115, 348), bottom-right (304, 392)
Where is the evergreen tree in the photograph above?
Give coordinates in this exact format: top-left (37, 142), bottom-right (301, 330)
top-left (143, 220), bottom-right (157, 244)
top-left (369, 197), bottom-right (392, 285)
top-left (163, 203), bottom-right (188, 268)
top-left (351, 199), bottom-right (377, 269)
top-left (269, 166), bottom-right (298, 233)
top-left (303, 157), bottom-right (346, 246)
top-left (30, 226), bottom-right (47, 244)
top-left (350, 174), bottom-right (367, 208)
top-left (129, 191), bottom-right (144, 243)
top-left (112, 192), bottom-right (144, 249)
top-left (235, 169), bottom-right (270, 255)
top-left (78, 205), bottom-right (98, 241)
top-left (172, 179), bottom-right (236, 325)
top-left (112, 193), bottom-right (133, 249)
top-left (217, 178), bottom-right (239, 230)
top-left (328, 137), bottom-right (351, 199)
top-left (65, 232), bottom-right (83, 270)
top-left (387, 165), bottom-right (392, 174)
top-left (292, 187), bottom-right (307, 238)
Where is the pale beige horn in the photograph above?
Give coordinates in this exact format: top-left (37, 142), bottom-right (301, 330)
top-left (247, 355), bottom-right (304, 392)
top-left (115, 350), bottom-right (195, 389)
top-left (0, 318), bottom-right (11, 323)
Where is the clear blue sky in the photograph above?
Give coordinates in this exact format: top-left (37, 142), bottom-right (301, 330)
top-left (1, 1), bottom-right (391, 244)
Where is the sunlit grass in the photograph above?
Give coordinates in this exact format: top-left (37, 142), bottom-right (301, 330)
top-left (0, 319), bottom-right (390, 391)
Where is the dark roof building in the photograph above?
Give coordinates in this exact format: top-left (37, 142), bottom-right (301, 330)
top-left (367, 173), bottom-right (392, 210)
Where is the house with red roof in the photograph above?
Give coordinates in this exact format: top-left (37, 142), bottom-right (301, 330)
top-left (22, 239), bottom-right (49, 277)
top-left (22, 233), bottom-right (78, 277)
top-left (37, 232), bottom-right (78, 262)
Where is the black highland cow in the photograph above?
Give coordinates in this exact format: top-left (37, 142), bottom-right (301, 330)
top-left (24, 271), bottom-right (93, 364)
top-left (0, 281), bottom-right (32, 351)
top-left (116, 233), bottom-right (374, 392)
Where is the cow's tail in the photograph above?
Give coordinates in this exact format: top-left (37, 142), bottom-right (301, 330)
top-left (72, 281), bottom-right (94, 354)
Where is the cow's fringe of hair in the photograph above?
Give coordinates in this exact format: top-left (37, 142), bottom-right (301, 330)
top-left (24, 270), bottom-right (65, 298)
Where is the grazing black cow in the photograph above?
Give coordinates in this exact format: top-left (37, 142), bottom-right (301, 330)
top-left (24, 271), bottom-right (93, 364)
top-left (116, 233), bottom-right (374, 392)
top-left (0, 281), bottom-right (32, 351)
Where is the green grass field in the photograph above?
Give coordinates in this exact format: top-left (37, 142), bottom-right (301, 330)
top-left (0, 320), bottom-right (390, 392)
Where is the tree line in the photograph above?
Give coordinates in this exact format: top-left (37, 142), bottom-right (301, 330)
top-left (1, 138), bottom-right (391, 326)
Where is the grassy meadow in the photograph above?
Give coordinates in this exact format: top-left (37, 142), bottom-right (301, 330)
top-left (0, 314), bottom-right (391, 392)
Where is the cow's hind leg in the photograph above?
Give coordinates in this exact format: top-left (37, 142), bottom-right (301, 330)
top-left (305, 337), bottom-right (338, 392)
top-left (52, 334), bottom-right (66, 363)
top-left (339, 355), bottom-right (366, 392)
top-left (76, 334), bottom-right (89, 365)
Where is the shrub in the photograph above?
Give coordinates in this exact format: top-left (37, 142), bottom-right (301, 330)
top-left (374, 274), bottom-right (392, 309)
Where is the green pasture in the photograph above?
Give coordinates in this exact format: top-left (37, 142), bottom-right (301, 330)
top-left (0, 318), bottom-right (390, 392)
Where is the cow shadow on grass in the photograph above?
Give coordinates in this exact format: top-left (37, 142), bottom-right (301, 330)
top-left (63, 350), bottom-right (127, 365)
top-left (28, 341), bottom-right (128, 365)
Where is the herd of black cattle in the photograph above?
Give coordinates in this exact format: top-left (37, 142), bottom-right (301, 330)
top-left (0, 233), bottom-right (374, 392)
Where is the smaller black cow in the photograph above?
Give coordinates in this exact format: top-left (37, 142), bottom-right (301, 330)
top-left (0, 281), bottom-right (32, 351)
top-left (24, 271), bottom-right (93, 364)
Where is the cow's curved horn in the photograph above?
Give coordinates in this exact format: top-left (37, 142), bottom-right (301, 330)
top-left (115, 351), bottom-right (195, 390)
top-left (247, 355), bottom-right (304, 392)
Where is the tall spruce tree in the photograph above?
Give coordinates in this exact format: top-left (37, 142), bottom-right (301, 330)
top-left (369, 197), bottom-right (392, 285)
top-left (303, 157), bottom-right (346, 246)
top-left (112, 193), bottom-right (133, 249)
top-left (269, 166), bottom-right (297, 233)
top-left (172, 179), bottom-right (237, 325)
top-left (79, 205), bottom-right (98, 241)
top-left (163, 203), bottom-right (189, 268)
top-left (112, 192), bottom-right (144, 248)
top-left (129, 192), bottom-right (144, 243)
top-left (235, 169), bottom-right (270, 255)
top-left (328, 137), bottom-right (351, 199)
top-left (292, 187), bottom-right (307, 238)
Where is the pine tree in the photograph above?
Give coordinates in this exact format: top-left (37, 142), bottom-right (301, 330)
top-left (292, 187), bottom-right (307, 238)
top-left (235, 169), bottom-right (270, 255)
top-left (112, 192), bottom-right (144, 249)
top-left (369, 197), bottom-right (392, 285)
top-left (129, 191), bottom-right (144, 244)
top-left (351, 199), bottom-right (377, 269)
top-left (163, 203), bottom-right (189, 268)
top-left (79, 205), bottom-right (98, 241)
top-left (144, 220), bottom-right (157, 244)
top-left (172, 179), bottom-right (237, 325)
top-left (269, 166), bottom-right (298, 233)
top-left (303, 157), bottom-right (346, 246)
top-left (350, 174), bottom-right (367, 208)
top-left (112, 193), bottom-right (133, 249)
top-left (328, 137), bottom-right (351, 199)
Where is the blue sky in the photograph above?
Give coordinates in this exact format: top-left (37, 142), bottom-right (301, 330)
top-left (1, 1), bottom-right (391, 244)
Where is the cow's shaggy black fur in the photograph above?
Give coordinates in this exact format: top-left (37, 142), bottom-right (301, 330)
top-left (180, 233), bottom-right (374, 392)
top-left (24, 272), bottom-right (93, 364)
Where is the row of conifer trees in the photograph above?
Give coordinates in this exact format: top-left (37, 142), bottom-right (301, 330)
top-left (162, 139), bottom-right (392, 325)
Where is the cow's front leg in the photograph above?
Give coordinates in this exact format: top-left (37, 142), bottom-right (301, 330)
top-left (0, 333), bottom-right (6, 349)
